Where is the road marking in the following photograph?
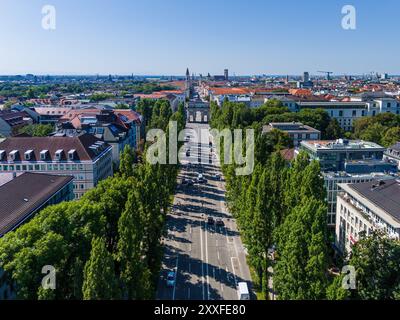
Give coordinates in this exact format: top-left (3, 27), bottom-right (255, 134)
top-left (172, 255), bottom-right (179, 300)
top-left (230, 257), bottom-right (238, 287)
top-left (205, 214), bottom-right (210, 300)
top-left (217, 250), bottom-right (220, 261)
top-left (200, 220), bottom-right (205, 300)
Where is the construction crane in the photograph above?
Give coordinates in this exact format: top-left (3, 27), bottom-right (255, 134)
top-left (317, 71), bottom-right (333, 80)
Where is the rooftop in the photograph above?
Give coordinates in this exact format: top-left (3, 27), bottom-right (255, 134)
top-left (0, 172), bottom-right (73, 236)
top-left (0, 133), bottom-right (110, 161)
top-left (263, 122), bottom-right (320, 134)
top-left (347, 179), bottom-right (400, 223)
top-left (301, 139), bottom-right (385, 151)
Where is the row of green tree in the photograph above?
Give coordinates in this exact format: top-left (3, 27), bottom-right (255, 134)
top-left (0, 100), bottom-right (185, 299)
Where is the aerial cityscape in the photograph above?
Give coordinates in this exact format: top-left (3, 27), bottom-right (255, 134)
top-left (1, 0), bottom-right (400, 311)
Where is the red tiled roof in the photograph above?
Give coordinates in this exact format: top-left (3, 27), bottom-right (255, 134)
top-left (280, 148), bottom-right (295, 161)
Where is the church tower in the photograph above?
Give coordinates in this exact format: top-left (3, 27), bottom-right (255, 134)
top-left (185, 68), bottom-right (190, 99)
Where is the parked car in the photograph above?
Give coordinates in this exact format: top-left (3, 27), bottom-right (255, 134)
top-left (216, 218), bottom-right (224, 227)
top-left (166, 271), bottom-right (176, 287)
top-left (207, 216), bottom-right (215, 225)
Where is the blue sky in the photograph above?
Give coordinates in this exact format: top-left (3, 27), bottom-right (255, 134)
top-left (0, 0), bottom-right (399, 76)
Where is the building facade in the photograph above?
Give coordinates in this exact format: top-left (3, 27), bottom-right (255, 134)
top-left (0, 134), bottom-right (113, 199)
top-left (336, 179), bottom-right (400, 254)
top-left (298, 139), bottom-right (386, 172)
top-left (263, 122), bottom-right (321, 147)
top-left (384, 142), bottom-right (400, 170)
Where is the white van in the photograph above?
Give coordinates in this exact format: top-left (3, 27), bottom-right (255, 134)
top-left (237, 282), bottom-right (250, 300)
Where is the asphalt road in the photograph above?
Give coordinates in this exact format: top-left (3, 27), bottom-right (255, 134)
top-left (156, 122), bottom-right (252, 300)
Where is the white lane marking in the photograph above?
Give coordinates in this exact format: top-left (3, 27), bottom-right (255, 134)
top-left (200, 220), bottom-right (205, 300)
top-left (230, 257), bottom-right (238, 287)
top-left (172, 255), bottom-right (179, 300)
top-left (205, 220), bottom-right (210, 300)
top-left (217, 250), bottom-right (220, 261)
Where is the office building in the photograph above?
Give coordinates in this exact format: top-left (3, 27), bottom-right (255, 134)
top-left (336, 179), bottom-right (400, 254)
top-left (298, 139), bottom-right (386, 172)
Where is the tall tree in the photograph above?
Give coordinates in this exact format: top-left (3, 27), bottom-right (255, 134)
top-left (274, 198), bottom-right (328, 299)
top-left (82, 237), bottom-right (119, 300)
top-left (119, 145), bottom-right (136, 178)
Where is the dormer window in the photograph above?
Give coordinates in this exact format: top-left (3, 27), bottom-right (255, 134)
top-left (55, 149), bottom-right (63, 161)
top-left (40, 150), bottom-right (49, 161)
top-left (10, 150), bottom-right (19, 161)
top-left (24, 150), bottom-right (34, 161)
top-left (0, 150), bottom-right (5, 161)
top-left (68, 149), bottom-right (76, 161)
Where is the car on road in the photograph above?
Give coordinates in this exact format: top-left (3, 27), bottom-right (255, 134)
top-left (216, 218), bottom-right (224, 227)
top-left (186, 149), bottom-right (190, 157)
top-left (215, 174), bottom-right (221, 181)
top-left (166, 271), bottom-right (176, 287)
top-left (207, 216), bottom-right (215, 225)
top-left (197, 173), bottom-right (207, 183)
top-left (237, 282), bottom-right (250, 300)
top-left (197, 177), bottom-right (207, 184)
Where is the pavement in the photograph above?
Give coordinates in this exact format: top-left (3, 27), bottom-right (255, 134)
top-left (156, 122), bottom-right (253, 300)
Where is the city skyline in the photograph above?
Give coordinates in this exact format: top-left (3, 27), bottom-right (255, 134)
top-left (1, 0), bottom-right (400, 75)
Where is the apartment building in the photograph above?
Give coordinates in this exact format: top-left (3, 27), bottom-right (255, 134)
top-left (336, 179), bottom-right (400, 254)
top-left (262, 122), bottom-right (321, 146)
top-left (0, 134), bottom-right (113, 199)
top-left (0, 110), bottom-right (34, 137)
top-left (57, 109), bottom-right (142, 165)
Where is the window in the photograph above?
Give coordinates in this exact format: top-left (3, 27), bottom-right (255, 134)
top-left (24, 150), bottom-right (33, 161)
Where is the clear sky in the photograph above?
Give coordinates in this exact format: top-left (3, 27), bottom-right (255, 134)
top-left (0, 0), bottom-right (399, 76)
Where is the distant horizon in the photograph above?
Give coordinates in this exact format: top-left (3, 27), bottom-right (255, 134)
top-left (1, 72), bottom-right (399, 78)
